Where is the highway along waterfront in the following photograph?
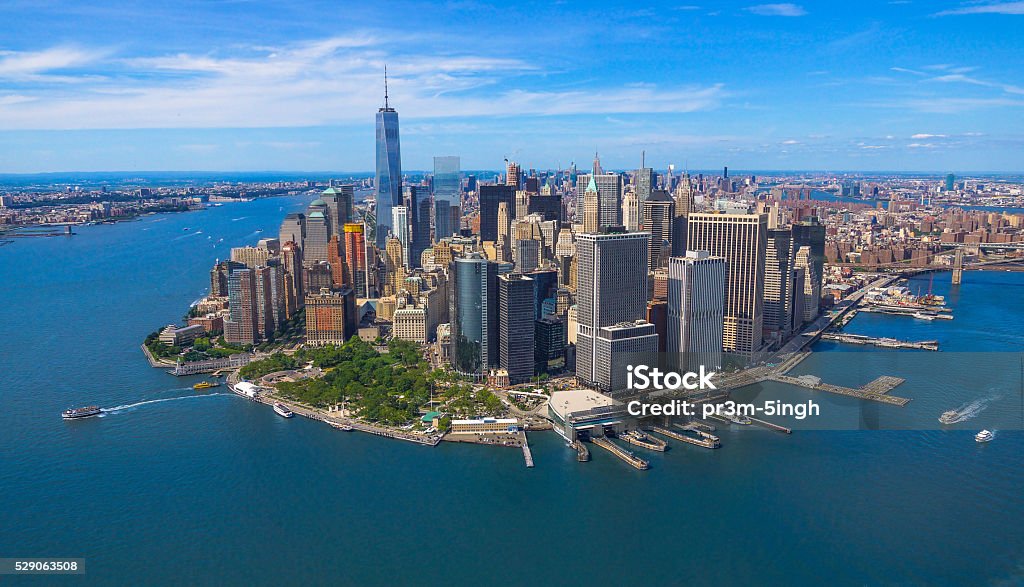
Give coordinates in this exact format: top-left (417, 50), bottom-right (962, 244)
top-left (2, 196), bottom-right (1023, 585)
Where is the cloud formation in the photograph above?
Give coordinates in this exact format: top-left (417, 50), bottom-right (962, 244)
top-left (935, 1), bottom-right (1024, 16)
top-left (746, 3), bottom-right (807, 16)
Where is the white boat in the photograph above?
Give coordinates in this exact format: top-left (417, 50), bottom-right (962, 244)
top-left (975, 430), bottom-right (994, 443)
top-left (938, 410), bottom-right (960, 424)
top-left (913, 312), bottom-right (937, 321)
top-left (273, 402), bottom-right (294, 418)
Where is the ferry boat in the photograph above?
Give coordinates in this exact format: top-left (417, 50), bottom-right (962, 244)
top-left (975, 430), bottom-right (994, 443)
top-left (62, 406), bottom-right (101, 420)
top-left (193, 381), bottom-right (220, 390)
top-left (273, 402), bottom-right (294, 418)
top-left (938, 410), bottom-right (960, 424)
top-left (912, 312), bottom-right (937, 321)
top-left (329, 421), bottom-right (353, 431)
top-left (725, 413), bottom-right (752, 425)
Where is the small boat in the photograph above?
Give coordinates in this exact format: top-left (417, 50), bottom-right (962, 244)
top-left (329, 421), bottom-right (353, 431)
top-left (193, 381), bottom-right (220, 390)
top-left (938, 410), bottom-right (960, 424)
top-left (913, 312), bottom-right (937, 321)
top-left (975, 430), bottom-right (994, 443)
top-left (273, 402), bottom-right (294, 418)
top-left (62, 406), bottom-right (101, 420)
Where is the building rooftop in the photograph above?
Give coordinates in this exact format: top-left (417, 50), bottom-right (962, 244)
top-left (549, 389), bottom-right (616, 420)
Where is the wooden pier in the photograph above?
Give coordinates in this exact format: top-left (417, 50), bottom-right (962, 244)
top-left (591, 437), bottom-right (650, 470)
top-left (619, 430), bottom-right (668, 452)
top-left (521, 436), bottom-right (534, 468)
top-left (770, 373), bottom-right (910, 406)
top-left (649, 425), bottom-right (721, 449)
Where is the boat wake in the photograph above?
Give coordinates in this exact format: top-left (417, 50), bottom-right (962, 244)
top-left (946, 395), bottom-right (1002, 423)
top-left (231, 216), bottom-right (248, 222)
top-left (102, 393), bottom-right (229, 415)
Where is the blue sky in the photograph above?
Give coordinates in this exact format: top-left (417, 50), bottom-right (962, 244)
top-left (1, 0), bottom-right (1023, 173)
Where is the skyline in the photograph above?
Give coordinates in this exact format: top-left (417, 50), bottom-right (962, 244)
top-left (2, 1), bottom-right (1024, 172)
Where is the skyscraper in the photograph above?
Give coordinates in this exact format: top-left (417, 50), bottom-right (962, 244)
top-left (450, 255), bottom-right (498, 377)
top-left (636, 165), bottom-right (655, 205)
top-left (499, 273), bottom-right (535, 384)
top-left (505, 160), bottom-right (521, 189)
top-left (577, 154), bottom-right (623, 228)
top-left (375, 69), bottom-right (402, 248)
top-left (391, 205), bottom-right (410, 269)
top-left (407, 185), bottom-right (430, 269)
top-left (279, 213), bottom-right (305, 251)
top-left (763, 228), bottom-right (794, 339)
top-left (479, 184), bottom-right (514, 242)
top-left (343, 223), bottom-right (368, 298)
top-left (303, 210), bottom-right (330, 266)
top-left (433, 156), bottom-right (460, 240)
top-left (581, 175), bottom-right (600, 233)
top-left (622, 193), bottom-right (639, 231)
top-left (224, 267), bottom-right (258, 345)
top-left (327, 235), bottom-right (346, 289)
top-left (280, 241), bottom-right (303, 318)
top-left (575, 230), bottom-right (656, 392)
top-left (384, 236), bottom-right (405, 296)
top-left (305, 287), bottom-right (357, 346)
top-left (640, 190), bottom-right (675, 270)
top-left (792, 220), bottom-right (826, 322)
top-left (321, 185), bottom-right (354, 237)
top-left (667, 251), bottom-right (726, 372)
top-left (687, 213), bottom-right (768, 357)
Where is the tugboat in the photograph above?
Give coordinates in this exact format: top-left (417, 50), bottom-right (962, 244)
top-left (938, 410), bottom-right (960, 424)
top-left (273, 402), bottom-right (294, 418)
top-left (975, 430), bottom-right (994, 443)
top-left (62, 406), bottom-right (102, 420)
top-left (193, 380), bottom-right (220, 390)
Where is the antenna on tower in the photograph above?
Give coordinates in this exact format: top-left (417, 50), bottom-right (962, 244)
top-left (641, 150), bottom-right (645, 169)
top-left (384, 65), bottom-right (390, 109)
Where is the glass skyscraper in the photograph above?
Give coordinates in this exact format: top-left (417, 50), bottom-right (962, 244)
top-left (433, 156), bottom-right (460, 241)
top-left (375, 79), bottom-right (402, 248)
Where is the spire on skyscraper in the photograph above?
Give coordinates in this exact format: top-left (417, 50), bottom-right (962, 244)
top-left (384, 65), bottom-right (390, 110)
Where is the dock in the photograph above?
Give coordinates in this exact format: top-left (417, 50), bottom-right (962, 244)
top-left (748, 417), bottom-right (792, 434)
top-left (521, 438), bottom-right (534, 468)
top-left (572, 440), bottom-right (590, 462)
top-left (820, 332), bottom-right (938, 350)
top-left (649, 425), bottom-right (721, 449)
top-left (619, 430), bottom-right (668, 452)
top-left (770, 374), bottom-right (910, 406)
top-left (591, 437), bottom-right (650, 470)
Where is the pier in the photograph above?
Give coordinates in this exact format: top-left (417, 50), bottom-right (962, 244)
top-left (619, 430), bottom-right (668, 452)
top-left (591, 437), bottom-right (650, 470)
top-left (820, 332), bottom-right (939, 350)
top-left (521, 433), bottom-right (534, 468)
top-left (572, 440), bottom-right (590, 462)
top-left (859, 306), bottom-right (953, 320)
top-left (769, 373), bottom-right (910, 406)
top-left (748, 417), bottom-right (792, 434)
top-left (648, 425), bottom-right (721, 449)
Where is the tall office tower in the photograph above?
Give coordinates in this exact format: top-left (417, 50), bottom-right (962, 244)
top-left (321, 185), bottom-right (353, 237)
top-left (636, 164), bottom-right (655, 205)
top-left (210, 260), bottom-right (244, 297)
top-left (577, 154), bottom-right (623, 228)
top-left (945, 173), bottom-right (955, 192)
top-left (375, 70), bottom-right (402, 248)
top-left (687, 213), bottom-right (768, 357)
top-left (495, 201), bottom-right (511, 263)
top-left (254, 263), bottom-right (285, 339)
top-left (499, 273), bottom-right (535, 384)
top-left (534, 315), bottom-right (566, 373)
top-left (528, 193), bottom-right (561, 222)
top-left (673, 174), bottom-right (694, 216)
top-left (505, 160), bottom-right (521, 189)
top-left (555, 230), bottom-right (575, 258)
top-left (575, 231), bottom-right (655, 392)
top-left (231, 244), bottom-right (272, 269)
top-left (327, 235), bottom-right (346, 288)
top-left (305, 287), bottom-right (357, 346)
top-left (515, 191), bottom-right (530, 220)
top-left (640, 190), bottom-right (675, 270)
top-left (581, 175), bottom-right (600, 233)
top-left (280, 241), bottom-right (303, 318)
top-left (450, 254), bottom-right (499, 377)
top-left (622, 193), bottom-right (639, 231)
top-left (790, 266), bottom-right (806, 332)
top-left (791, 220), bottom-right (826, 322)
top-left (514, 239), bottom-right (540, 273)
top-left (342, 223), bottom-right (368, 298)
top-left (763, 229), bottom-right (794, 340)
top-left (479, 185), bottom-right (514, 242)
top-left (667, 251), bottom-right (726, 372)
top-left (224, 268), bottom-right (259, 345)
top-left (305, 261), bottom-right (334, 294)
top-left (384, 237), bottom-right (405, 296)
top-left (433, 156), bottom-right (460, 240)
top-left (303, 210), bottom-right (330, 266)
top-left (279, 213), bottom-right (305, 252)
top-left (411, 189), bottom-right (432, 268)
top-left (391, 205), bottom-right (410, 269)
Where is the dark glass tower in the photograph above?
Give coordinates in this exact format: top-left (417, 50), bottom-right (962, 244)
top-left (450, 255), bottom-right (498, 377)
top-left (375, 69), bottom-right (402, 248)
top-left (433, 156), bottom-right (460, 241)
top-left (479, 185), bottom-right (514, 242)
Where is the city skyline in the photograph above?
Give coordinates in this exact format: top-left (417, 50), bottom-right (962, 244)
top-left (2, 1), bottom-right (1024, 173)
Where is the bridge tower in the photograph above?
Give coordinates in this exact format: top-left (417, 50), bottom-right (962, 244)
top-left (952, 248), bottom-right (963, 285)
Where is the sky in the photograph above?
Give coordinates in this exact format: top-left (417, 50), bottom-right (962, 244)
top-left (1, 0), bottom-right (1023, 173)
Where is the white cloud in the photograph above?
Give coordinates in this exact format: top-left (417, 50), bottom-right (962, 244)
top-left (0, 38), bottom-right (726, 130)
top-left (0, 46), bottom-right (108, 81)
top-left (936, 1), bottom-right (1024, 15)
top-left (911, 133), bottom-right (947, 138)
top-left (746, 3), bottom-right (807, 16)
